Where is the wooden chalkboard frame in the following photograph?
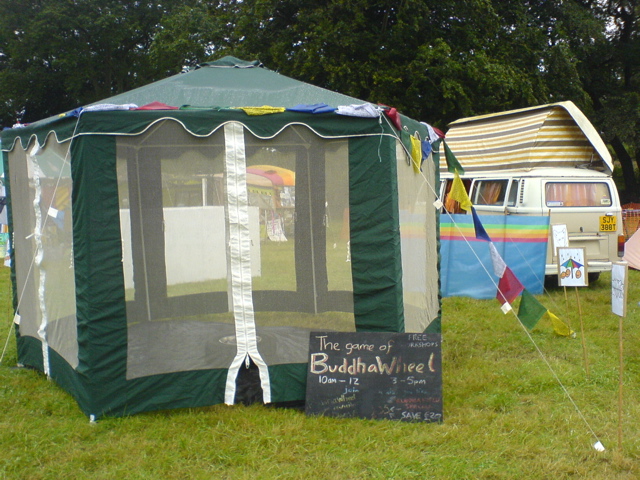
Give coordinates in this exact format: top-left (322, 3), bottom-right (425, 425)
top-left (305, 332), bottom-right (443, 422)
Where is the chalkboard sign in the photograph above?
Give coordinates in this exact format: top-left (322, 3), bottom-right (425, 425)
top-left (305, 332), bottom-right (442, 422)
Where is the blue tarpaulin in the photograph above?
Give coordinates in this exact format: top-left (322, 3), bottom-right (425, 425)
top-left (440, 214), bottom-right (549, 299)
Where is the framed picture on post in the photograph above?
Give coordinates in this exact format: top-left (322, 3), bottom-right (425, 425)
top-left (557, 247), bottom-right (588, 287)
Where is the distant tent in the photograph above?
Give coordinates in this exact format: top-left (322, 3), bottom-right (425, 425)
top-left (250, 165), bottom-right (295, 186)
top-left (1, 57), bottom-right (441, 418)
top-left (622, 203), bottom-right (640, 240)
top-left (245, 165), bottom-right (295, 241)
top-left (623, 229), bottom-right (640, 270)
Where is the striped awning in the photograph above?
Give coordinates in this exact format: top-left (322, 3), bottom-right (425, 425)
top-left (440, 101), bottom-right (613, 174)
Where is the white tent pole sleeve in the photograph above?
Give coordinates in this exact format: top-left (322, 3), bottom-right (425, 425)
top-left (28, 148), bottom-right (50, 376)
top-left (223, 122), bottom-right (271, 404)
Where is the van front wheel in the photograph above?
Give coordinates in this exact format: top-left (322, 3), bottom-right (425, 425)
top-left (588, 272), bottom-right (600, 283)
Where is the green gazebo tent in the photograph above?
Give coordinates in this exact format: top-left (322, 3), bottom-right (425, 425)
top-left (2, 57), bottom-right (441, 418)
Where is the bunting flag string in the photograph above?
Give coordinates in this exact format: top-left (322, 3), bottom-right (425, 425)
top-left (443, 142), bottom-right (572, 335)
top-left (440, 140), bottom-right (599, 449)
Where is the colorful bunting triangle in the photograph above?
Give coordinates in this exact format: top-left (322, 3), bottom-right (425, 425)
top-left (518, 289), bottom-right (547, 329)
top-left (472, 207), bottom-right (491, 242)
top-left (450, 171), bottom-right (472, 212)
top-left (496, 266), bottom-right (525, 305)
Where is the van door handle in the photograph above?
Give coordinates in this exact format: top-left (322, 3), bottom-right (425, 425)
top-left (570, 235), bottom-right (605, 241)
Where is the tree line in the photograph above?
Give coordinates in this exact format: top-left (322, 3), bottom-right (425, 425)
top-left (0, 0), bottom-right (637, 200)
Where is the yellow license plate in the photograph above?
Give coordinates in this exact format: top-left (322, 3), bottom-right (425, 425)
top-left (599, 215), bottom-right (617, 232)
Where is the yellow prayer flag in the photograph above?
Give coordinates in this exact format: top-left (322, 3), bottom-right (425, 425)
top-left (410, 135), bottom-right (422, 173)
top-left (547, 310), bottom-right (575, 337)
top-left (239, 106), bottom-right (286, 115)
top-left (450, 170), bottom-right (472, 212)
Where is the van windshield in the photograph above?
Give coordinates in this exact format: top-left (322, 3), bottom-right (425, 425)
top-left (545, 182), bottom-right (612, 207)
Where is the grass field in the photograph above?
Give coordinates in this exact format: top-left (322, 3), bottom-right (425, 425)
top-left (1, 265), bottom-right (639, 479)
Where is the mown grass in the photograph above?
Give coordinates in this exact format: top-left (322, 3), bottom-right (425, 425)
top-left (1, 265), bottom-right (639, 479)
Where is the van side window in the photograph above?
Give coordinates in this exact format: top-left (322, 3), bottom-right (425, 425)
top-left (506, 179), bottom-right (519, 206)
top-left (545, 182), bottom-right (612, 207)
top-left (473, 180), bottom-right (509, 206)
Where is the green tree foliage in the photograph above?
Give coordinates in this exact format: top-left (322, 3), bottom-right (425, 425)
top-left (147, 1), bottom-right (239, 76)
top-left (0, 0), bottom-right (184, 124)
top-left (218, 0), bottom-right (546, 124)
top-left (0, 0), bottom-right (637, 197)
top-left (577, 0), bottom-right (640, 200)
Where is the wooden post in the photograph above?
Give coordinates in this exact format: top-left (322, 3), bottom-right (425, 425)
top-left (618, 314), bottom-right (624, 452)
top-left (612, 261), bottom-right (629, 453)
top-left (575, 287), bottom-right (589, 379)
top-left (563, 286), bottom-right (570, 328)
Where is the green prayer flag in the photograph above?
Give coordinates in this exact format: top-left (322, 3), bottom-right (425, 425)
top-left (432, 139), bottom-right (442, 165)
top-left (518, 289), bottom-right (546, 329)
top-left (444, 140), bottom-right (464, 174)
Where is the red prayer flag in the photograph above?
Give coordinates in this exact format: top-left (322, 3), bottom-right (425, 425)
top-left (496, 266), bottom-right (525, 305)
top-left (135, 101), bottom-right (179, 110)
top-left (383, 107), bottom-right (402, 130)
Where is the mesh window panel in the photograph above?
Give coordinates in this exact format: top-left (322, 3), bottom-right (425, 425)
top-left (395, 141), bottom-right (440, 332)
top-left (10, 138), bottom-right (78, 367)
top-left (118, 122), bottom-right (358, 379)
top-left (117, 121), bottom-right (236, 379)
top-left (8, 143), bottom-right (39, 341)
top-left (245, 127), bottom-right (355, 366)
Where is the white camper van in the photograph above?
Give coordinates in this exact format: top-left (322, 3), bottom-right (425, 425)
top-left (439, 102), bottom-right (624, 281)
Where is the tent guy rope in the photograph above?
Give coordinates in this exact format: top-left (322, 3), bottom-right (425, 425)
top-left (415, 159), bottom-right (606, 451)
